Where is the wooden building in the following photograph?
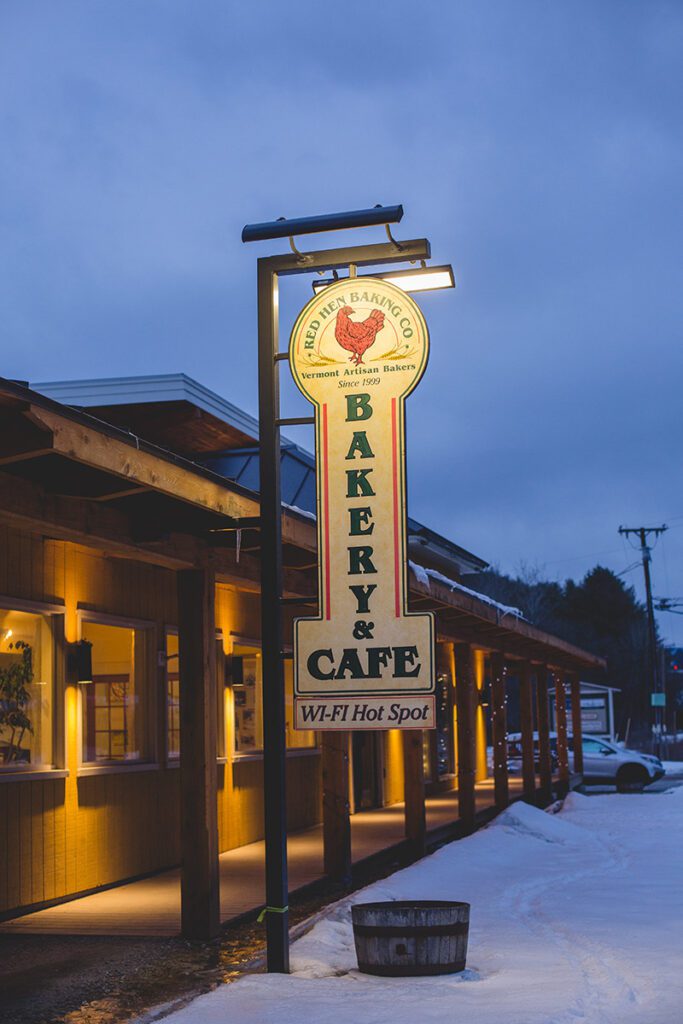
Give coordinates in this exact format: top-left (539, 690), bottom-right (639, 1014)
top-left (0, 375), bottom-right (604, 936)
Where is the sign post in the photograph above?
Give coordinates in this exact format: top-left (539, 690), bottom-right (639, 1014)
top-left (289, 277), bottom-right (435, 731)
top-left (243, 208), bottom-right (449, 974)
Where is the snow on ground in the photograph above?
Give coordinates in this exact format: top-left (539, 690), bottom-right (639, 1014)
top-left (161, 788), bottom-right (683, 1024)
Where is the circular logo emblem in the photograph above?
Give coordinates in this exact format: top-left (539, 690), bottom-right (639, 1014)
top-left (289, 277), bottom-right (429, 404)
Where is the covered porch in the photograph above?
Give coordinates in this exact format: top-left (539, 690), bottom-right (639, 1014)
top-left (0, 776), bottom-right (530, 936)
top-left (0, 378), bottom-right (603, 940)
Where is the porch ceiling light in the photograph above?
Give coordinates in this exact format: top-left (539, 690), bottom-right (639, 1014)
top-left (312, 264), bottom-right (455, 295)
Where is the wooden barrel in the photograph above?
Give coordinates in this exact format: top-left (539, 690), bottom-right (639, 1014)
top-left (352, 900), bottom-right (470, 976)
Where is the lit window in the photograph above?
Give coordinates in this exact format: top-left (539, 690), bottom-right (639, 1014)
top-left (81, 621), bottom-right (149, 764)
top-left (0, 608), bottom-right (54, 770)
top-left (166, 631), bottom-right (180, 760)
top-left (231, 643), bottom-right (263, 754)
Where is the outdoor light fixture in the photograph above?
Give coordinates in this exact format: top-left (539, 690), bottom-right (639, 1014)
top-left (312, 264), bottom-right (455, 295)
top-left (68, 640), bottom-right (93, 684)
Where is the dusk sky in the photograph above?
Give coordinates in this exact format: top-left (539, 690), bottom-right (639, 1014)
top-left (2, 2), bottom-right (682, 643)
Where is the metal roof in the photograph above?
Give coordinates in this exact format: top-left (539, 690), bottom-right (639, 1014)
top-left (33, 374), bottom-right (260, 442)
top-left (201, 443), bottom-right (488, 575)
top-left (33, 373), bottom-right (489, 576)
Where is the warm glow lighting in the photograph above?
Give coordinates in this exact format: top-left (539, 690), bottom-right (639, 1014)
top-left (380, 266), bottom-right (455, 292)
top-left (312, 264), bottom-right (455, 295)
top-left (1, 628), bottom-right (13, 642)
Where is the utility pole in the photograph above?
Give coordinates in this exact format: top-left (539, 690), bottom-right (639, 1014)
top-left (618, 524), bottom-right (667, 754)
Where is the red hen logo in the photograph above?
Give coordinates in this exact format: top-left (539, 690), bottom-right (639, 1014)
top-left (334, 306), bottom-right (385, 366)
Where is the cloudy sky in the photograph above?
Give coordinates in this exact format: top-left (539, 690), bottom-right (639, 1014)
top-left (1, 2), bottom-right (682, 643)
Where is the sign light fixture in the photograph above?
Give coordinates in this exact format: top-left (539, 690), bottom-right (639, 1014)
top-left (312, 264), bottom-right (455, 296)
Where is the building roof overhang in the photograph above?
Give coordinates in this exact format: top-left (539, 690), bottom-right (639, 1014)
top-left (0, 377), bottom-right (605, 674)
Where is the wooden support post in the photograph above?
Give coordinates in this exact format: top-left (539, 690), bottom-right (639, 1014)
top-left (570, 673), bottom-right (584, 775)
top-left (554, 671), bottom-right (570, 794)
top-left (519, 661), bottom-right (536, 804)
top-left (454, 643), bottom-right (477, 833)
top-left (177, 564), bottom-right (220, 940)
top-left (536, 665), bottom-right (553, 805)
top-left (490, 652), bottom-right (509, 810)
top-left (322, 731), bottom-right (352, 883)
top-left (403, 729), bottom-right (426, 858)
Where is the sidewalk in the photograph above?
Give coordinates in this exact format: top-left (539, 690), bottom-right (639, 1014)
top-left (0, 778), bottom-right (525, 936)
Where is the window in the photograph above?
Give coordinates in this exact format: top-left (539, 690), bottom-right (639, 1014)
top-left (583, 737), bottom-right (612, 755)
top-left (81, 620), bottom-right (149, 764)
top-left (0, 607), bottom-right (55, 769)
top-left (231, 643), bottom-right (263, 754)
top-left (166, 631), bottom-right (180, 760)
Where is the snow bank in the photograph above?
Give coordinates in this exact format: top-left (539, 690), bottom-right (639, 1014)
top-left (491, 798), bottom-right (598, 846)
top-left (160, 789), bottom-right (683, 1024)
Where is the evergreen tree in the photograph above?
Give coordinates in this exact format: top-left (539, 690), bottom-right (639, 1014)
top-left (470, 564), bottom-right (651, 738)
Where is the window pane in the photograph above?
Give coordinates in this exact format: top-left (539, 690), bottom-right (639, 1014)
top-left (0, 608), bottom-right (54, 769)
top-left (232, 644), bottom-right (263, 753)
top-left (81, 621), bottom-right (145, 763)
top-left (166, 632), bottom-right (180, 760)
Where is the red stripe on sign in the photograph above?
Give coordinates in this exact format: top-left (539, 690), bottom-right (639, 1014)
top-left (322, 404), bottom-right (331, 619)
top-left (391, 398), bottom-right (401, 618)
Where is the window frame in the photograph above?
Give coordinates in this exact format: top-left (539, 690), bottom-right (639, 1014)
top-left (229, 634), bottom-right (264, 760)
top-left (76, 609), bottom-right (157, 774)
top-left (0, 595), bottom-right (65, 779)
top-left (164, 627), bottom-right (181, 765)
top-left (228, 634), bottom-right (319, 762)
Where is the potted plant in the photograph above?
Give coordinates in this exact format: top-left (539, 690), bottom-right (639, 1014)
top-left (0, 640), bottom-right (33, 764)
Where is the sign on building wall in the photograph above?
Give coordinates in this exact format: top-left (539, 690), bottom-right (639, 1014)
top-left (288, 277), bottom-right (435, 730)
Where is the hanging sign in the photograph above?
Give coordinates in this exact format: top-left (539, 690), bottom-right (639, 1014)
top-left (289, 277), bottom-right (435, 730)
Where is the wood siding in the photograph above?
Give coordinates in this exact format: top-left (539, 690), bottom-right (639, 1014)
top-left (0, 526), bottom-right (322, 918)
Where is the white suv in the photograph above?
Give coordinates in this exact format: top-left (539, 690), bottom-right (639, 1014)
top-left (576, 736), bottom-right (665, 792)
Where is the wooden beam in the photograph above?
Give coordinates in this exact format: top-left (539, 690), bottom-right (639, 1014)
top-left (29, 405), bottom-right (255, 520)
top-left (177, 563), bottom-right (220, 939)
top-left (0, 469), bottom-right (317, 600)
top-left (490, 652), bottom-right (509, 810)
top-left (0, 469), bottom-right (200, 570)
top-left (536, 665), bottom-right (553, 804)
top-left (570, 673), bottom-right (584, 775)
top-left (519, 661), bottom-right (536, 804)
top-left (554, 671), bottom-right (570, 795)
top-left (403, 729), bottom-right (426, 857)
top-left (454, 642), bottom-right (477, 833)
top-left (322, 731), bottom-right (351, 883)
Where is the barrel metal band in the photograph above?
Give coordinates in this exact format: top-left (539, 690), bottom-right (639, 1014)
top-left (353, 922), bottom-right (468, 938)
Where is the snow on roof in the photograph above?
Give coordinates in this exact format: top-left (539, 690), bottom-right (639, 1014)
top-left (283, 502), bottom-right (316, 521)
top-left (409, 561), bottom-right (525, 620)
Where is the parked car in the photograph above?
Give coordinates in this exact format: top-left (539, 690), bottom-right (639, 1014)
top-left (507, 732), bottom-right (559, 774)
top-left (574, 735), bottom-right (665, 792)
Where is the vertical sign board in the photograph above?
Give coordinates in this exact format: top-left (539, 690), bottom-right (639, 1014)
top-left (289, 277), bottom-right (435, 731)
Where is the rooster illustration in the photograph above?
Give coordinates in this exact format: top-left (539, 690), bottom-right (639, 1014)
top-left (334, 306), bottom-right (385, 365)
